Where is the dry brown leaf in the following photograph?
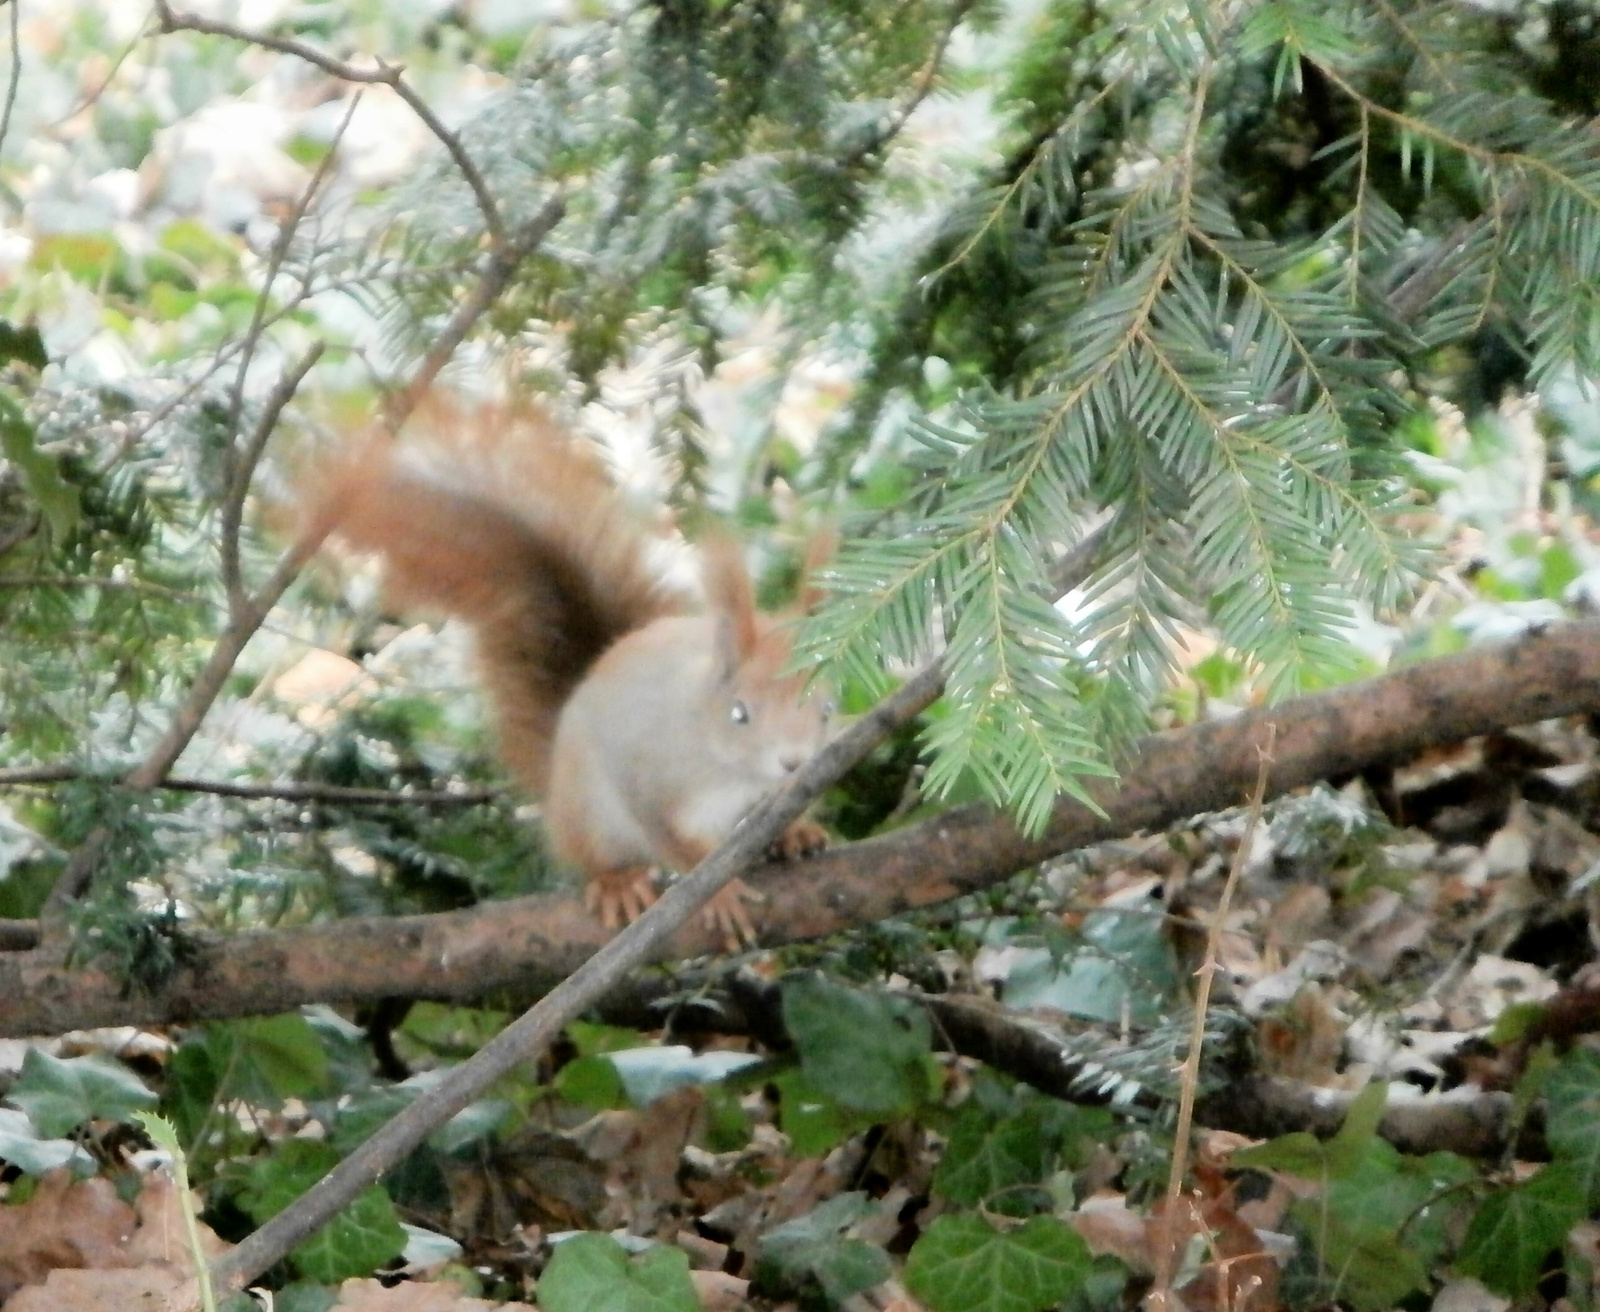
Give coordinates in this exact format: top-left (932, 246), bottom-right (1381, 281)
top-left (0, 1171), bottom-right (136, 1300)
top-left (4, 1264), bottom-right (183, 1310)
top-left (442, 1126), bottom-right (608, 1243)
top-left (120, 1171), bottom-right (228, 1272)
top-left (1176, 1171), bottom-right (1281, 1312)
top-left (872, 1280), bottom-right (931, 1312)
top-left (1430, 1275), bottom-right (1511, 1312)
top-left (335, 1275), bottom-right (525, 1309)
top-left (689, 1268), bottom-right (750, 1311)
top-left (1255, 984), bottom-right (1347, 1084)
top-left (1071, 1193), bottom-right (1151, 1272)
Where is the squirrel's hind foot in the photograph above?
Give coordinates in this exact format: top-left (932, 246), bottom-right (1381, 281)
top-left (584, 865), bottom-right (659, 929)
top-left (702, 879), bottom-right (763, 951)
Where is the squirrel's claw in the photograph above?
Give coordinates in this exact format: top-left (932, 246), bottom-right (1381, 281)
top-left (585, 866), bottom-right (659, 929)
top-left (770, 819), bottom-right (829, 862)
top-left (702, 879), bottom-right (762, 951)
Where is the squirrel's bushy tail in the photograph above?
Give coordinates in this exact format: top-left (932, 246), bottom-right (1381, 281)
top-left (310, 398), bottom-right (692, 793)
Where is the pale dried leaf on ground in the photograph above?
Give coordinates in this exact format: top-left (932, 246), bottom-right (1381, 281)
top-left (335, 1275), bottom-right (527, 1310)
top-left (3, 1264), bottom-right (183, 1310)
top-left (0, 1172), bottom-right (134, 1300)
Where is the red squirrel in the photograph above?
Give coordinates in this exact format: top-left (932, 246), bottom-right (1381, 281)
top-left (310, 399), bottom-right (833, 945)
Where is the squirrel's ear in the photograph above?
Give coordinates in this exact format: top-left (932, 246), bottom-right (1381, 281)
top-left (701, 534), bottom-right (757, 676)
top-left (796, 523), bottom-right (837, 615)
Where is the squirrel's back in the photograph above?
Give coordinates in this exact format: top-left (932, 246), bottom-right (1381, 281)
top-left (313, 398), bottom-right (694, 792)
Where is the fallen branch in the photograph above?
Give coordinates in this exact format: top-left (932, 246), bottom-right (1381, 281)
top-left (615, 973), bottom-right (1537, 1161)
top-left (5, 620), bottom-right (1596, 1040)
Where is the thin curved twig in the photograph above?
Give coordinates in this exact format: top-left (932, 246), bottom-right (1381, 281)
top-left (151, 0), bottom-right (505, 246)
top-left (846, 0), bottom-right (975, 162)
top-left (0, 0), bottom-right (20, 165)
top-left (0, 762), bottom-right (498, 806)
top-left (220, 94), bottom-right (359, 610)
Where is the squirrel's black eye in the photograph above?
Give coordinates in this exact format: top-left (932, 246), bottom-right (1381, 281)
top-left (821, 699), bottom-right (837, 718)
top-left (731, 700), bottom-right (750, 725)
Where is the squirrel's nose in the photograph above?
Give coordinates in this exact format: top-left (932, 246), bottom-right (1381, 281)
top-left (779, 752), bottom-right (803, 772)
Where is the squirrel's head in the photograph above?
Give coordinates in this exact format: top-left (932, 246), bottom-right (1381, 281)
top-left (700, 535), bottom-right (835, 783)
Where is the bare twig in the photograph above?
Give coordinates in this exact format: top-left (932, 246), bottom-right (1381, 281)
top-left (381, 194), bottom-right (566, 429)
top-left (849, 0), bottom-right (975, 161)
top-left (1150, 724), bottom-right (1276, 1311)
top-left (0, 0), bottom-right (20, 165)
top-left (0, 574), bottom-right (197, 599)
top-left (0, 763), bottom-right (497, 805)
top-left (0, 919), bottom-right (34, 951)
top-left (152, 0), bottom-right (505, 245)
top-left (219, 341), bottom-right (325, 612)
top-left (219, 95), bottom-right (359, 609)
top-left (44, 10), bottom-right (149, 132)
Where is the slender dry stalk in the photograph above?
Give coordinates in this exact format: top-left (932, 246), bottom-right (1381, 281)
top-left (1148, 723), bottom-right (1276, 1311)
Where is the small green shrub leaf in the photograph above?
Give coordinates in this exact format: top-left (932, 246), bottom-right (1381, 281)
top-left (754, 1192), bottom-right (891, 1304)
top-left (239, 1140), bottom-right (405, 1283)
top-left (538, 1231), bottom-right (700, 1312)
top-left (781, 972), bottom-right (933, 1115)
top-left (1545, 1046), bottom-right (1600, 1204)
top-left (7, 1049), bottom-right (155, 1137)
top-left (1458, 1161), bottom-right (1588, 1297)
top-left (904, 1214), bottom-right (1092, 1312)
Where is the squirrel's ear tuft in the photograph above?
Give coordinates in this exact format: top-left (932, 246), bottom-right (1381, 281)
top-left (701, 534), bottom-right (758, 671)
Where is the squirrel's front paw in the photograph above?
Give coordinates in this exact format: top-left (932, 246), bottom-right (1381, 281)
top-left (702, 879), bottom-right (763, 951)
top-left (585, 866), bottom-right (659, 929)
top-left (770, 819), bottom-right (829, 862)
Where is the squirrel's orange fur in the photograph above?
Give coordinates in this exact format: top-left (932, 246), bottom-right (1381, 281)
top-left (311, 399), bottom-right (831, 943)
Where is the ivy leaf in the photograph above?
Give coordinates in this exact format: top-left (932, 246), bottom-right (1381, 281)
top-left (289, 1188), bottom-right (408, 1285)
top-left (1323, 1081), bottom-right (1387, 1175)
top-left (774, 1068), bottom-right (863, 1157)
top-left (781, 973), bottom-right (933, 1115)
top-left (936, 1103), bottom-right (1055, 1209)
top-left (272, 1285), bottom-right (339, 1312)
top-left (904, 1214), bottom-right (1092, 1312)
top-left (754, 1192), bottom-right (891, 1305)
top-left (0, 321), bottom-right (47, 370)
top-left (238, 1139), bottom-right (405, 1283)
top-left (1001, 908), bottom-right (1178, 1025)
top-left (1232, 1082), bottom-right (1388, 1181)
top-left (1283, 1138), bottom-right (1474, 1312)
top-left (1458, 1161), bottom-right (1588, 1297)
top-left (229, 1014), bottom-right (332, 1104)
top-left (555, 1055), bottom-right (629, 1110)
top-left (0, 1106), bottom-right (93, 1175)
top-left (1230, 1131), bottom-right (1326, 1177)
top-left (0, 389), bottom-right (78, 540)
top-left (7, 1049), bottom-right (156, 1137)
top-left (1544, 1046), bottom-right (1600, 1204)
top-left (538, 1231), bottom-right (700, 1312)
